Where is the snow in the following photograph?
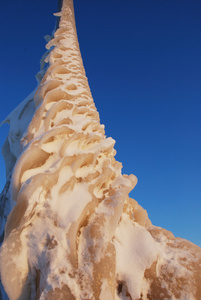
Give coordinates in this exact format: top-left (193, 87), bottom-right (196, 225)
top-left (50, 181), bottom-right (92, 228)
top-left (114, 213), bottom-right (158, 299)
top-left (100, 279), bottom-right (114, 299)
top-left (1, 90), bottom-right (36, 178)
top-left (0, 0), bottom-right (200, 299)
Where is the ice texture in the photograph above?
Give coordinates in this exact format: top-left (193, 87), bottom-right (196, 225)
top-left (0, 0), bottom-right (201, 299)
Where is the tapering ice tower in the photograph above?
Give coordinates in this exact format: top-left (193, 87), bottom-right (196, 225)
top-left (0, 1), bottom-right (136, 298)
top-left (0, 1), bottom-right (201, 299)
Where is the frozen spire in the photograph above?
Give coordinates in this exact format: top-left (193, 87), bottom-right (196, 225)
top-left (0, 0), bottom-right (136, 298)
top-left (0, 1), bottom-right (201, 299)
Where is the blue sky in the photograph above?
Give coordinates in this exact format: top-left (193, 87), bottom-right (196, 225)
top-left (0, 0), bottom-right (201, 246)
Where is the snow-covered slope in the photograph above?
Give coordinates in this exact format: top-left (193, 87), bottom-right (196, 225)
top-left (0, 0), bottom-right (200, 299)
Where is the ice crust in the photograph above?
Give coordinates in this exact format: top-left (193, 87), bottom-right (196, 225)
top-left (0, 0), bottom-right (201, 299)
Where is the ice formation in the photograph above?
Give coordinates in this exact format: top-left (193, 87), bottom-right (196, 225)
top-left (0, 0), bottom-right (201, 299)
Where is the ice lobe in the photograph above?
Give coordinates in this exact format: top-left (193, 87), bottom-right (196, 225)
top-left (0, 0), bottom-right (201, 299)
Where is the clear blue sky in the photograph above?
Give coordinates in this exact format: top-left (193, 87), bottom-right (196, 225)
top-left (0, 0), bottom-right (200, 246)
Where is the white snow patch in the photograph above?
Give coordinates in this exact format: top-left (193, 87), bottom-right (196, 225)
top-left (51, 181), bottom-right (92, 228)
top-left (114, 213), bottom-right (158, 299)
top-left (100, 279), bottom-right (113, 299)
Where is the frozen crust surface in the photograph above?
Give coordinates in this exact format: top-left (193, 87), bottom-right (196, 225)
top-left (0, 0), bottom-right (200, 299)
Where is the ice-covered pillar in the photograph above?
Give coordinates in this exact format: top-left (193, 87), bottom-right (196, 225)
top-left (1, 1), bottom-right (201, 299)
top-left (0, 0), bottom-right (136, 299)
